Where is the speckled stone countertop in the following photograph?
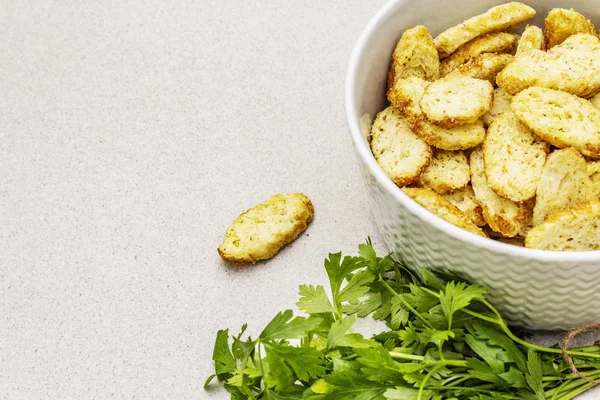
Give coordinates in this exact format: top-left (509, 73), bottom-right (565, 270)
top-left (1, 1), bottom-right (598, 399)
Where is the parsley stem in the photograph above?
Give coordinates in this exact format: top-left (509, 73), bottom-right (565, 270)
top-left (543, 370), bottom-right (600, 381)
top-left (443, 376), bottom-right (471, 387)
top-left (418, 364), bottom-right (443, 400)
top-left (546, 370), bottom-right (600, 399)
top-left (389, 351), bottom-right (424, 362)
top-left (380, 278), bottom-right (434, 329)
top-left (477, 299), bottom-right (600, 360)
top-left (256, 341), bottom-right (267, 387)
top-left (553, 378), bottom-right (599, 400)
top-left (388, 351), bottom-right (468, 367)
top-left (461, 308), bottom-right (500, 324)
top-left (557, 381), bottom-right (599, 400)
top-left (444, 360), bottom-right (468, 367)
top-left (426, 386), bottom-right (520, 399)
top-left (550, 379), bottom-right (573, 400)
top-left (419, 286), bottom-right (600, 359)
top-left (572, 345), bottom-right (600, 353)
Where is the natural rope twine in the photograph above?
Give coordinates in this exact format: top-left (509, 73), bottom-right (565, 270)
top-left (561, 321), bottom-right (600, 385)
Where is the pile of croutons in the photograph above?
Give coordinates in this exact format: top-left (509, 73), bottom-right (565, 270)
top-left (371, 2), bottom-right (600, 251)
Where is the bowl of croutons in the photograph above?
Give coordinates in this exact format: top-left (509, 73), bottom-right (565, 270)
top-left (345, 0), bottom-right (600, 329)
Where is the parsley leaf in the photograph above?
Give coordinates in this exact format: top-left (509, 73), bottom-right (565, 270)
top-left (439, 282), bottom-right (487, 329)
top-left (403, 284), bottom-right (439, 313)
top-left (384, 387), bottom-right (433, 399)
top-left (419, 268), bottom-right (445, 291)
top-left (264, 342), bottom-right (326, 382)
top-left (525, 349), bottom-right (545, 400)
top-left (260, 310), bottom-right (322, 341)
top-left (339, 270), bottom-right (375, 303)
top-left (263, 350), bottom-right (295, 391)
top-left (355, 347), bottom-right (422, 383)
top-left (468, 320), bottom-right (527, 372)
top-left (421, 328), bottom-right (456, 347)
top-left (498, 366), bottom-right (526, 388)
top-left (389, 296), bottom-right (410, 330)
top-left (465, 334), bottom-right (506, 374)
top-left (262, 389), bottom-right (302, 399)
top-left (212, 329), bottom-right (236, 378)
top-left (466, 358), bottom-right (503, 385)
top-left (297, 285), bottom-right (334, 314)
top-left (343, 293), bottom-right (382, 317)
top-left (327, 315), bottom-right (376, 349)
top-left (358, 241), bottom-right (379, 272)
top-left (324, 252), bottom-right (362, 301)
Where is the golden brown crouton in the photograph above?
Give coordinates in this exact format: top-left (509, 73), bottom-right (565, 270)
top-left (470, 148), bottom-right (531, 237)
top-left (402, 187), bottom-right (487, 237)
top-left (446, 53), bottom-right (513, 84)
top-left (588, 161), bottom-right (600, 198)
top-left (442, 185), bottom-right (486, 226)
top-left (497, 237), bottom-right (526, 247)
top-left (497, 34), bottom-right (600, 98)
top-left (218, 193), bottom-right (314, 263)
top-left (434, 2), bottom-right (536, 58)
top-left (533, 148), bottom-right (594, 226)
top-left (388, 26), bottom-right (440, 89)
top-left (417, 150), bottom-right (470, 194)
top-left (525, 200), bottom-right (600, 251)
top-left (370, 107), bottom-right (432, 187)
top-left (420, 76), bottom-right (493, 127)
top-left (483, 88), bottom-right (512, 127)
top-left (544, 8), bottom-right (596, 49)
top-left (590, 93), bottom-right (600, 109)
top-left (388, 77), bottom-right (486, 150)
top-left (516, 25), bottom-right (544, 54)
top-left (484, 111), bottom-right (548, 202)
top-left (511, 87), bottom-right (600, 158)
top-left (440, 32), bottom-right (516, 76)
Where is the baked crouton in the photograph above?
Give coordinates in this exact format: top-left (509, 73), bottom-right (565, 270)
top-left (370, 106), bottom-right (432, 187)
top-left (402, 187), bottom-right (487, 237)
top-left (588, 161), bottom-right (600, 198)
top-left (446, 53), bottom-right (513, 84)
top-left (516, 25), bottom-right (544, 54)
top-left (497, 237), bottom-right (525, 247)
top-left (388, 77), bottom-right (486, 150)
top-left (420, 76), bottom-right (493, 127)
top-left (497, 34), bottom-right (600, 98)
top-left (470, 148), bottom-right (531, 237)
top-left (526, 200), bottom-right (600, 251)
top-left (442, 185), bottom-right (486, 226)
top-left (511, 87), bottom-right (600, 158)
top-left (417, 150), bottom-right (470, 194)
top-left (440, 32), bottom-right (517, 76)
top-left (218, 193), bottom-right (314, 263)
top-left (483, 88), bottom-right (512, 127)
top-left (388, 25), bottom-right (440, 89)
top-left (544, 8), bottom-right (596, 49)
top-left (532, 148), bottom-right (593, 226)
top-left (484, 111), bottom-right (548, 202)
top-left (590, 93), bottom-right (600, 109)
top-left (434, 2), bottom-right (536, 58)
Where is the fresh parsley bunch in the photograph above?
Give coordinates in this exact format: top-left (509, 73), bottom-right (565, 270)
top-left (206, 242), bottom-right (600, 399)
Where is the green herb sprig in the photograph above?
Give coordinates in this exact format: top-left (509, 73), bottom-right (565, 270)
top-left (206, 241), bottom-right (600, 399)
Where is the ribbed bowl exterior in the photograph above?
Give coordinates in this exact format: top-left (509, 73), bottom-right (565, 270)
top-left (356, 153), bottom-right (600, 329)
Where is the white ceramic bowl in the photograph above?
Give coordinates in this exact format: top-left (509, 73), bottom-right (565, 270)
top-left (345, 0), bottom-right (600, 330)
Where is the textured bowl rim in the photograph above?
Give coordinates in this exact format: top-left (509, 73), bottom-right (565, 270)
top-left (344, 0), bottom-right (600, 262)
